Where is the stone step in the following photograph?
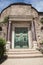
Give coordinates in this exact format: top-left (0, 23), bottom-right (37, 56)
top-left (6, 52), bottom-right (40, 54)
top-left (6, 50), bottom-right (41, 54)
top-left (7, 49), bottom-right (40, 52)
top-left (7, 54), bottom-right (43, 58)
top-left (6, 49), bottom-right (41, 54)
top-left (6, 49), bottom-right (43, 58)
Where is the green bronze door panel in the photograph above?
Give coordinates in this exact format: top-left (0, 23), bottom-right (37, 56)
top-left (14, 28), bottom-right (28, 48)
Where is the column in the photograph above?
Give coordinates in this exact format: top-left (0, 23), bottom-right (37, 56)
top-left (32, 18), bottom-right (37, 49)
top-left (28, 29), bottom-right (32, 49)
top-left (12, 26), bottom-right (15, 49)
top-left (6, 20), bottom-right (11, 49)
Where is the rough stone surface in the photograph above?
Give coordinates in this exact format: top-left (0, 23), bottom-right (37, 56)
top-left (0, 3), bottom-right (43, 45)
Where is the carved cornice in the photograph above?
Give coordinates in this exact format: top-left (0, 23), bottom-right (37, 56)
top-left (9, 15), bottom-right (33, 21)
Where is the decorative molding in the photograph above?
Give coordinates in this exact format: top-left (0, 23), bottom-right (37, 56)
top-left (9, 15), bottom-right (33, 21)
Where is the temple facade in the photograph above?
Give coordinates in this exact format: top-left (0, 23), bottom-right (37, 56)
top-left (0, 3), bottom-right (43, 50)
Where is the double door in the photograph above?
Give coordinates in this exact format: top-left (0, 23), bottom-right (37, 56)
top-left (15, 28), bottom-right (29, 48)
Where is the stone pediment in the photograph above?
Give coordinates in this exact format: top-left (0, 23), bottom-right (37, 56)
top-left (0, 2), bottom-right (38, 21)
top-left (10, 4), bottom-right (31, 15)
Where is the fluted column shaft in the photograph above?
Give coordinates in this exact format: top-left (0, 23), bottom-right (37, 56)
top-left (6, 20), bottom-right (11, 49)
top-left (31, 18), bottom-right (37, 49)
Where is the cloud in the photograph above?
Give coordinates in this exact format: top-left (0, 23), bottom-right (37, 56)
top-left (0, 0), bottom-right (11, 12)
top-left (0, 0), bottom-right (43, 12)
top-left (30, 0), bottom-right (43, 11)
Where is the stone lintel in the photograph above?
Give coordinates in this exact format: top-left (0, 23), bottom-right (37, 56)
top-left (9, 15), bottom-right (33, 21)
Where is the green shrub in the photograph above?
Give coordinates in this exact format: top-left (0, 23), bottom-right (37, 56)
top-left (42, 41), bottom-right (43, 44)
top-left (40, 18), bottom-right (43, 24)
top-left (0, 38), bottom-right (6, 58)
top-left (1, 16), bottom-right (9, 23)
top-left (3, 16), bottom-right (9, 23)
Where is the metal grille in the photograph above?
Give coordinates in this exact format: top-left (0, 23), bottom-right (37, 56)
top-left (14, 27), bottom-right (29, 48)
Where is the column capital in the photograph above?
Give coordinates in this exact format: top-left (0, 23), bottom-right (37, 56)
top-left (9, 20), bottom-right (11, 24)
top-left (33, 17), bottom-right (39, 21)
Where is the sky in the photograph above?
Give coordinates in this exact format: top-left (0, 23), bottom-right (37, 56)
top-left (0, 0), bottom-right (43, 13)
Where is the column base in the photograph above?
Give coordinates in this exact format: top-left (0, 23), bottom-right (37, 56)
top-left (33, 41), bottom-right (38, 49)
top-left (6, 41), bottom-right (10, 50)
